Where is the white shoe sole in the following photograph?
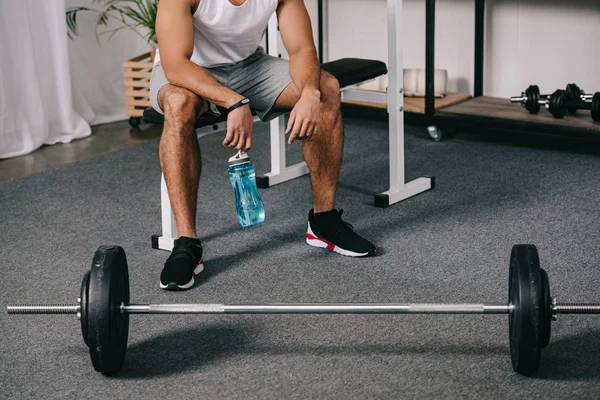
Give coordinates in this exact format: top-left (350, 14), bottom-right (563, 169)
top-left (306, 223), bottom-right (372, 257)
top-left (160, 260), bottom-right (204, 290)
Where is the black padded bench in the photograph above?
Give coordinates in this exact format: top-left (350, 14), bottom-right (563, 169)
top-left (142, 58), bottom-right (387, 126)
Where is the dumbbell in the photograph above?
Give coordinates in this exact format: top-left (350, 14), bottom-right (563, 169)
top-left (510, 85), bottom-right (546, 114)
top-left (564, 83), bottom-right (594, 101)
top-left (510, 84), bottom-right (592, 114)
top-left (546, 90), bottom-right (600, 121)
top-left (563, 84), bottom-right (595, 113)
top-left (6, 245), bottom-right (600, 377)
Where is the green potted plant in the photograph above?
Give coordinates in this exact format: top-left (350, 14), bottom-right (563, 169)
top-left (67, 0), bottom-right (159, 127)
top-left (66, 0), bottom-right (158, 48)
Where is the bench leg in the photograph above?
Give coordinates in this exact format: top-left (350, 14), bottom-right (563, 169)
top-left (152, 118), bottom-right (263, 251)
top-left (256, 116), bottom-right (309, 188)
top-left (152, 173), bottom-right (177, 251)
top-left (257, 13), bottom-right (309, 188)
top-left (375, 0), bottom-right (434, 207)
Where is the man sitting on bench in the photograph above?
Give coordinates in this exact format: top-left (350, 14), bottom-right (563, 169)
top-left (153, 0), bottom-right (376, 291)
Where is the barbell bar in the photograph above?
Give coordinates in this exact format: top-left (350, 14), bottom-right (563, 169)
top-left (8, 303), bottom-right (512, 314)
top-left (12, 302), bottom-right (600, 315)
top-left (6, 244), bottom-right (600, 377)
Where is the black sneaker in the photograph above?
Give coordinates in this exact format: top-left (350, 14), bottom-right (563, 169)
top-left (160, 237), bottom-right (204, 290)
top-left (306, 209), bottom-right (375, 257)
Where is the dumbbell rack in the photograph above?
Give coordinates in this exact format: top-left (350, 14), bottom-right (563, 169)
top-left (418, 0), bottom-right (600, 139)
top-left (322, 0), bottom-right (600, 140)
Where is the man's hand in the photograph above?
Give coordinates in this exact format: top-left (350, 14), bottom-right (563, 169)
top-left (285, 88), bottom-right (321, 144)
top-left (223, 103), bottom-right (253, 151)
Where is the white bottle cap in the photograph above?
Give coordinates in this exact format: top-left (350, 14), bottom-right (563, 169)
top-left (228, 150), bottom-right (250, 167)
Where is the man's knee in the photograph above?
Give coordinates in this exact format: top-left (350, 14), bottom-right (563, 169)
top-left (160, 86), bottom-right (203, 126)
top-left (320, 72), bottom-right (341, 112)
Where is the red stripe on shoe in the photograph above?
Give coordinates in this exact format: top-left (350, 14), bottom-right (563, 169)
top-left (306, 233), bottom-right (335, 251)
top-left (192, 259), bottom-right (204, 277)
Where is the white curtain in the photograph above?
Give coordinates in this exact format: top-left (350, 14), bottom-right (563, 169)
top-left (0, 0), bottom-right (90, 159)
top-left (65, 0), bottom-right (151, 126)
top-left (0, 0), bottom-right (151, 159)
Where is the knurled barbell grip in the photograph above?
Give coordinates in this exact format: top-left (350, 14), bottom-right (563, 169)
top-left (553, 303), bottom-right (600, 314)
top-left (6, 304), bottom-right (80, 314)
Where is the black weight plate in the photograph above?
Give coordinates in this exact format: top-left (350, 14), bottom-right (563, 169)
top-left (508, 244), bottom-right (543, 376)
top-left (565, 84), bottom-right (582, 114)
top-left (80, 270), bottom-right (90, 347)
top-left (526, 85), bottom-right (540, 114)
top-left (87, 246), bottom-right (130, 375)
top-left (540, 268), bottom-right (552, 349)
top-left (592, 92), bottom-right (600, 122)
top-left (549, 90), bottom-right (567, 119)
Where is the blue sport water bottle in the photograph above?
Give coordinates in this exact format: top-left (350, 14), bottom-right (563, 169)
top-left (227, 151), bottom-right (265, 227)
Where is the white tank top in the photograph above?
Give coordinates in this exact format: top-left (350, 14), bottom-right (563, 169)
top-left (154, 0), bottom-right (278, 68)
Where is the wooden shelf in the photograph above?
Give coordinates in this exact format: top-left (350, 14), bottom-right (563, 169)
top-left (437, 96), bottom-right (600, 134)
top-left (341, 92), bottom-right (473, 113)
top-left (341, 94), bottom-right (600, 137)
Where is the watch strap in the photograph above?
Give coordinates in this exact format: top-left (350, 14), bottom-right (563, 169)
top-left (227, 98), bottom-right (250, 113)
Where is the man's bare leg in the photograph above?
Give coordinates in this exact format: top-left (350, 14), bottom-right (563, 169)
top-left (273, 71), bottom-right (374, 257)
top-left (273, 71), bottom-right (343, 213)
top-left (158, 84), bottom-right (208, 239)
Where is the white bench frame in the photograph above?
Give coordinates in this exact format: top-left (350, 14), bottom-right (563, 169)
top-left (154, 0), bottom-right (433, 251)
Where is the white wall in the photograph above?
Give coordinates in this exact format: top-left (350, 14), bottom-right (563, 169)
top-left (66, 0), bottom-right (316, 126)
top-left (325, 0), bottom-right (600, 98)
top-left (65, 0), bottom-right (600, 126)
top-left (65, 0), bottom-right (150, 125)
top-left (267, 0), bottom-right (320, 57)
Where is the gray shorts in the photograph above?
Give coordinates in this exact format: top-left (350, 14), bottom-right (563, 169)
top-left (150, 47), bottom-right (293, 122)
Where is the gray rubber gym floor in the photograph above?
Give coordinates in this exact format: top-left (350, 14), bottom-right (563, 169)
top-left (1, 117), bottom-right (599, 399)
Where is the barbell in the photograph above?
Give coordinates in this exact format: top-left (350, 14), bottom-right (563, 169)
top-left (6, 245), bottom-right (600, 377)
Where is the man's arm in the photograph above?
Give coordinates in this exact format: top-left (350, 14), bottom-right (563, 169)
top-left (156, 0), bottom-right (253, 151)
top-left (156, 0), bottom-right (244, 108)
top-left (277, 0), bottom-right (322, 143)
top-left (277, 0), bottom-right (320, 99)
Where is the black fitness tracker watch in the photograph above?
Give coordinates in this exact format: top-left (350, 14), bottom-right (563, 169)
top-left (227, 98), bottom-right (250, 113)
